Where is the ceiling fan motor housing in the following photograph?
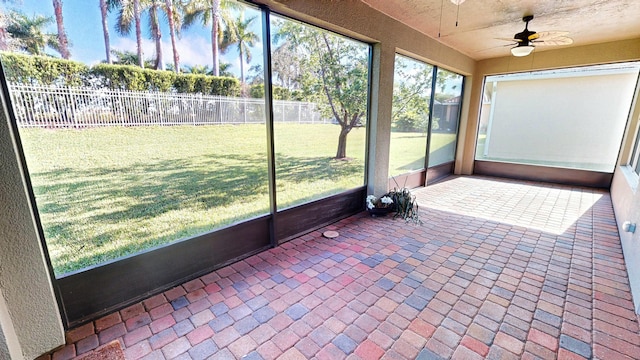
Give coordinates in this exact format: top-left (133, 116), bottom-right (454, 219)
top-left (514, 15), bottom-right (536, 46)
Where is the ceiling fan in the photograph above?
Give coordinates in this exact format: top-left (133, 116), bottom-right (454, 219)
top-left (498, 15), bottom-right (573, 57)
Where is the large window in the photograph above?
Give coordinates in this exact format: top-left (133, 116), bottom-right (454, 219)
top-left (429, 68), bottom-right (463, 167)
top-left (2, 1), bottom-right (271, 275)
top-left (476, 63), bottom-right (640, 172)
top-left (389, 55), bottom-right (432, 177)
top-left (389, 54), bottom-right (464, 178)
top-left (1, 0), bottom-right (373, 278)
top-left (270, 16), bottom-right (369, 209)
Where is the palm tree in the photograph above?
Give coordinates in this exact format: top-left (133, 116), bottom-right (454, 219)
top-left (148, 0), bottom-right (164, 70)
top-left (117, 0), bottom-right (184, 71)
top-left (115, 0), bottom-right (145, 68)
top-left (164, 0), bottom-right (182, 73)
top-left (183, 0), bottom-right (240, 76)
top-left (184, 64), bottom-right (211, 74)
top-left (52, 0), bottom-right (71, 59)
top-left (110, 48), bottom-right (155, 67)
top-left (220, 14), bottom-right (258, 85)
top-left (99, 0), bottom-right (112, 63)
top-left (5, 11), bottom-right (58, 56)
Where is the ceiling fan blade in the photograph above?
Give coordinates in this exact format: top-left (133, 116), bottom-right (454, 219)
top-left (495, 37), bottom-right (522, 43)
top-left (533, 31), bottom-right (570, 40)
top-left (533, 37), bottom-right (574, 46)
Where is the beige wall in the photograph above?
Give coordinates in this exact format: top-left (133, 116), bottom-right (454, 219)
top-left (0, 80), bottom-right (65, 358)
top-left (611, 74), bottom-right (640, 313)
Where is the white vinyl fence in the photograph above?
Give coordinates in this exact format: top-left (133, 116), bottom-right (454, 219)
top-left (8, 84), bottom-right (330, 128)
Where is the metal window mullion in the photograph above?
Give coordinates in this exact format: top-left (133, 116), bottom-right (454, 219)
top-left (424, 65), bottom-right (439, 184)
top-left (261, 7), bottom-right (278, 247)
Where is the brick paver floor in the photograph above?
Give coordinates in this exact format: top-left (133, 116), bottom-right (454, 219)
top-left (43, 176), bottom-right (640, 359)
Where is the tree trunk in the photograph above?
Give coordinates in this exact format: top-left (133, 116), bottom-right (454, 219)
top-left (165, 0), bottom-right (179, 73)
top-left (239, 46), bottom-right (245, 84)
top-left (134, 0), bottom-right (144, 68)
top-left (99, 0), bottom-right (111, 63)
top-left (52, 0), bottom-right (71, 59)
top-left (150, 4), bottom-right (164, 70)
top-left (336, 127), bottom-right (350, 159)
top-left (211, 1), bottom-right (220, 76)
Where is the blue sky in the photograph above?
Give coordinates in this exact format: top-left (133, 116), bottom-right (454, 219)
top-left (1, 0), bottom-right (263, 77)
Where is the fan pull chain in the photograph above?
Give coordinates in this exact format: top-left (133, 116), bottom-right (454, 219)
top-left (455, 2), bottom-right (460, 27)
top-left (438, 0), bottom-right (444, 37)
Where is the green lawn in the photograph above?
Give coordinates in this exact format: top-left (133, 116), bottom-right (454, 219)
top-left (389, 131), bottom-right (457, 176)
top-left (19, 124), bottom-right (453, 275)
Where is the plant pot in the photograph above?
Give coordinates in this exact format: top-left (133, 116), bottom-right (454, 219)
top-left (367, 207), bottom-right (393, 217)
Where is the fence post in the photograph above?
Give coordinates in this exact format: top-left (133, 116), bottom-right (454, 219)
top-left (118, 90), bottom-right (125, 127)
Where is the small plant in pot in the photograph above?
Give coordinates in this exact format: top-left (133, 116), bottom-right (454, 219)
top-left (366, 194), bottom-right (395, 216)
top-left (366, 190), bottom-right (421, 224)
top-left (386, 187), bottom-right (421, 224)
top-left (366, 177), bottom-right (422, 224)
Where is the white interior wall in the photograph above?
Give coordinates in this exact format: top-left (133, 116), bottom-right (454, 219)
top-left (482, 72), bottom-right (638, 171)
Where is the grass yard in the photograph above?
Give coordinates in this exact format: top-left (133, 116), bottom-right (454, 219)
top-left (20, 124), bottom-right (367, 275)
top-left (389, 131), bottom-right (457, 177)
top-left (19, 124), bottom-right (455, 275)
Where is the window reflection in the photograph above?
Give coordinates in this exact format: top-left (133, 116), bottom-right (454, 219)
top-left (270, 16), bottom-right (370, 209)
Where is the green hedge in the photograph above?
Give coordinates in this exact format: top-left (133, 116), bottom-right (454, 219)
top-left (0, 52), bottom-right (241, 96)
top-left (174, 74), bottom-right (240, 96)
top-left (0, 52), bottom-right (88, 86)
top-left (91, 64), bottom-right (176, 92)
top-left (91, 64), bottom-right (240, 95)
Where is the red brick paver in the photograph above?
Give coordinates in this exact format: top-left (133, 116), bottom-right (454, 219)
top-left (43, 176), bottom-right (640, 359)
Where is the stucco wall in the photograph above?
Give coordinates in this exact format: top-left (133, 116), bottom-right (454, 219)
top-left (0, 82), bottom-right (64, 358)
top-left (611, 74), bottom-right (640, 314)
top-left (611, 168), bottom-right (640, 313)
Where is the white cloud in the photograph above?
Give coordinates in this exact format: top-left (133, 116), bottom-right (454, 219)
top-left (112, 34), bottom-right (231, 70)
top-left (175, 35), bottom-right (214, 68)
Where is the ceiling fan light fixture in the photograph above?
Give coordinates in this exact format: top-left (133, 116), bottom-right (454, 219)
top-left (511, 44), bottom-right (535, 57)
top-left (450, 0), bottom-right (466, 5)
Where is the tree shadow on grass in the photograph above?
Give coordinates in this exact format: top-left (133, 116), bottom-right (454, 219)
top-left (32, 152), bottom-right (363, 274)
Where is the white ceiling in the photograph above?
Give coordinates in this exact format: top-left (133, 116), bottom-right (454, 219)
top-left (360, 0), bottom-right (640, 60)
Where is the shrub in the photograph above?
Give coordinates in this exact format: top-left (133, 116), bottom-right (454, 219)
top-left (90, 64), bottom-right (147, 91)
top-left (1, 53), bottom-right (242, 96)
top-left (208, 76), bottom-right (240, 97)
top-left (90, 64), bottom-right (176, 92)
top-left (0, 52), bottom-right (88, 86)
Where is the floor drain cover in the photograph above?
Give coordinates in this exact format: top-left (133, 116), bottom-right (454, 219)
top-left (323, 230), bottom-right (339, 238)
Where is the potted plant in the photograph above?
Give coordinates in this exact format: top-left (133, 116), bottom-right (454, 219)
top-left (386, 187), bottom-right (421, 224)
top-left (366, 194), bottom-right (395, 216)
top-left (366, 177), bottom-right (422, 223)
